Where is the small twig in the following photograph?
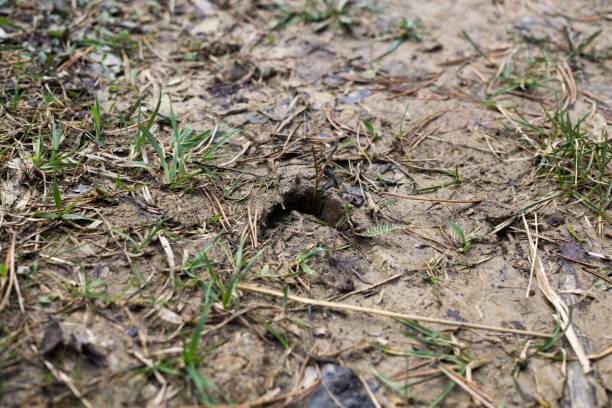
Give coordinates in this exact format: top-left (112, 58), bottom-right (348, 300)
top-left (588, 345), bottom-right (612, 361)
top-left (553, 251), bottom-right (608, 270)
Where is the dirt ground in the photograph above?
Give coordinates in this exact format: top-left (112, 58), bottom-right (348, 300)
top-left (1, 1), bottom-right (611, 407)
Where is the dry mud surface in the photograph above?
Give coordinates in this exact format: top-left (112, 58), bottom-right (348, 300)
top-left (0, 1), bottom-right (611, 407)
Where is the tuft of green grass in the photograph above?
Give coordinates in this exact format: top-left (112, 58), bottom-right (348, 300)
top-left (293, 246), bottom-right (324, 276)
top-left (9, 86), bottom-right (22, 111)
top-left (113, 222), bottom-right (164, 253)
top-left (418, 271), bottom-right (441, 286)
top-left (79, 30), bottom-right (135, 53)
top-left (181, 239), bottom-right (219, 279)
top-left (256, 246), bottom-right (325, 281)
top-left (514, 108), bottom-right (611, 217)
top-left (32, 132), bottom-right (44, 169)
top-left (269, 0), bottom-right (356, 32)
top-left (67, 267), bottom-right (112, 302)
top-left (373, 17), bottom-right (422, 62)
top-left (183, 283), bottom-right (222, 405)
top-left (372, 318), bottom-right (477, 407)
top-left (141, 98), bottom-right (237, 186)
top-left (132, 92), bottom-right (162, 156)
top-left (257, 317), bottom-right (290, 349)
top-left (33, 179), bottom-right (94, 222)
top-left (487, 59), bottom-right (553, 97)
top-left (31, 121), bottom-right (73, 173)
top-left (215, 234), bottom-right (262, 308)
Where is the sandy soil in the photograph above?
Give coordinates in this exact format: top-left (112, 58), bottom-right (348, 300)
top-left (0, 1), bottom-right (611, 407)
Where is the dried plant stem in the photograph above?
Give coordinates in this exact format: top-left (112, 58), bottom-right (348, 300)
top-left (237, 283), bottom-right (553, 338)
top-left (382, 192), bottom-right (482, 204)
top-left (521, 214), bottom-right (591, 373)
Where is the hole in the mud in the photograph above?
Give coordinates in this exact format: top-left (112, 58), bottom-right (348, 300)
top-left (264, 186), bottom-right (343, 229)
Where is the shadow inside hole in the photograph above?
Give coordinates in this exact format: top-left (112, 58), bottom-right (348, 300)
top-left (264, 186), bottom-right (343, 229)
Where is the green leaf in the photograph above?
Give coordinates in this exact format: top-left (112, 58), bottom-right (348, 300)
top-left (145, 92), bottom-right (162, 129)
top-left (0, 17), bottom-right (20, 29)
top-left (448, 221), bottom-right (465, 242)
top-left (49, 121), bottom-right (62, 166)
top-left (448, 221), bottom-right (470, 252)
top-left (185, 283), bottom-right (215, 364)
top-left (32, 134), bottom-right (43, 168)
top-left (38, 295), bottom-right (51, 304)
top-left (362, 69), bottom-right (377, 79)
top-left (90, 96), bottom-right (103, 146)
top-left (60, 213), bottom-right (95, 222)
top-left (261, 320), bottom-right (290, 349)
top-left (300, 263), bottom-right (316, 276)
top-left (142, 126), bottom-right (170, 182)
top-left (52, 180), bottom-right (62, 209)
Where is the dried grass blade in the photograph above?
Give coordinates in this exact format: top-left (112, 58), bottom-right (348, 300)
top-left (521, 214), bottom-right (591, 373)
top-left (0, 230), bottom-right (17, 313)
top-left (237, 283), bottom-right (553, 338)
top-left (440, 365), bottom-right (496, 408)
